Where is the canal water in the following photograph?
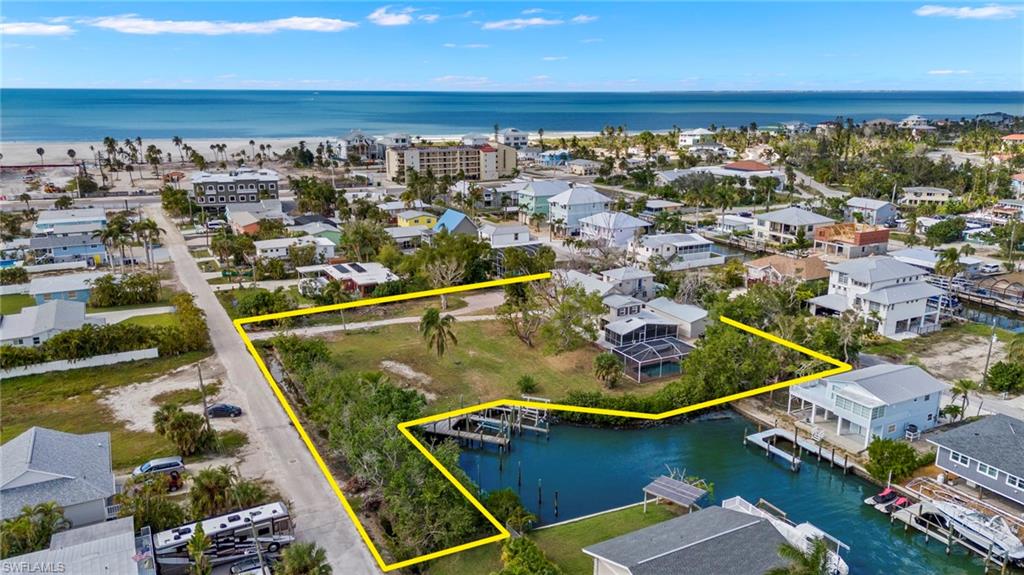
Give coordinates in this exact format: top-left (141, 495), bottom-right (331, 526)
top-left (960, 304), bottom-right (1024, 333)
top-left (459, 413), bottom-right (986, 575)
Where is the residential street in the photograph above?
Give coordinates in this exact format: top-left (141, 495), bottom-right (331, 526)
top-left (149, 206), bottom-right (381, 574)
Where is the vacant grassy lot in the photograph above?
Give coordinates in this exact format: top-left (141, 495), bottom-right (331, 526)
top-left (121, 312), bottom-right (178, 329)
top-left (428, 503), bottom-right (680, 575)
top-left (0, 351), bottom-right (211, 471)
top-left (0, 293), bottom-right (34, 315)
top-left (327, 320), bottom-right (664, 413)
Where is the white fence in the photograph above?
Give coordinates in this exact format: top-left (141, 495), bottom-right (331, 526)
top-left (0, 283), bottom-right (29, 296)
top-left (24, 261), bottom-right (89, 274)
top-left (1, 348), bottom-right (159, 379)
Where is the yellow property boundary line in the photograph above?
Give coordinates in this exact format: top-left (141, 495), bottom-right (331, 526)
top-left (232, 272), bottom-right (851, 572)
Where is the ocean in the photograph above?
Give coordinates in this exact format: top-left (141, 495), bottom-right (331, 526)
top-left (2, 89), bottom-right (1021, 141)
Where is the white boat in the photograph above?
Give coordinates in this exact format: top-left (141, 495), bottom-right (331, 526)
top-left (722, 496), bottom-right (850, 575)
top-left (932, 501), bottom-right (1024, 562)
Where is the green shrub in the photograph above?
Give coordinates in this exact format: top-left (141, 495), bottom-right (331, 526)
top-left (516, 375), bottom-right (538, 394)
top-left (0, 267), bottom-right (28, 285)
top-left (986, 361), bottom-right (1024, 393)
top-left (866, 438), bottom-right (928, 483)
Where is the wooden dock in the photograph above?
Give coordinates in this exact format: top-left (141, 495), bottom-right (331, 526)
top-left (421, 400), bottom-right (552, 449)
top-left (424, 416), bottom-right (510, 447)
top-left (744, 428), bottom-right (801, 472)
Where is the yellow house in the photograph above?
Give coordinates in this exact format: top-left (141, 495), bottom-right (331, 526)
top-left (396, 210), bottom-right (437, 227)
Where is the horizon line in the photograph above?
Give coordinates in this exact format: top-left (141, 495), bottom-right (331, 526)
top-left (3, 87), bottom-right (1023, 95)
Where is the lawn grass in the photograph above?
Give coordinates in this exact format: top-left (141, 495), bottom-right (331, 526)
top-left (151, 380), bottom-right (223, 406)
top-left (122, 312), bottom-right (178, 329)
top-left (864, 321), bottom-right (1016, 360)
top-left (532, 504), bottom-right (680, 575)
top-left (0, 293), bottom-right (34, 315)
top-left (0, 350), bottom-right (212, 471)
top-left (327, 320), bottom-right (662, 414)
top-left (427, 504), bottom-right (680, 575)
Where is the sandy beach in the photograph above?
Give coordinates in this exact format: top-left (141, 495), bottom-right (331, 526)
top-left (0, 131), bottom-right (610, 167)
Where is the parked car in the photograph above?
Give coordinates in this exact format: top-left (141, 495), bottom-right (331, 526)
top-left (206, 219), bottom-right (227, 230)
top-left (207, 403), bottom-right (243, 418)
top-left (980, 263), bottom-right (1003, 275)
top-left (132, 456), bottom-right (185, 478)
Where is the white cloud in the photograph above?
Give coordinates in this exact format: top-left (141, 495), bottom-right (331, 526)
top-left (532, 75), bottom-right (551, 81)
top-left (367, 6), bottom-right (415, 26)
top-left (580, 37), bottom-right (603, 44)
top-left (418, 14), bottom-right (440, 23)
top-left (482, 17), bottom-right (563, 30)
top-left (928, 69), bottom-right (973, 75)
top-left (914, 4), bottom-right (1020, 19)
top-left (0, 22), bottom-right (74, 36)
top-left (442, 42), bottom-right (489, 49)
top-left (542, 55), bottom-right (567, 61)
top-left (522, 8), bottom-right (546, 15)
top-left (571, 14), bottom-right (598, 24)
top-left (83, 15), bottom-right (357, 35)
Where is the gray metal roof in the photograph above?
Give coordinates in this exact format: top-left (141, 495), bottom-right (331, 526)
top-left (579, 211), bottom-right (649, 230)
top-left (549, 186), bottom-right (612, 207)
top-left (847, 197), bottom-right (894, 210)
top-left (929, 414), bottom-right (1024, 478)
top-left (755, 207), bottom-right (834, 227)
top-left (582, 506), bottom-right (789, 575)
top-left (830, 364), bottom-right (947, 406)
top-left (826, 256), bottom-right (924, 284)
top-left (519, 180), bottom-right (573, 198)
top-left (29, 234), bottom-right (105, 250)
top-left (645, 297), bottom-right (707, 324)
top-left (1, 517), bottom-right (141, 575)
top-left (859, 282), bottom-right (943, 305)
top-left (0, 427), bottom-right (116, 520)
top-left (0, 300), bottom-right (93, 342)
top-left (27, 271), bottom-right (107, 296)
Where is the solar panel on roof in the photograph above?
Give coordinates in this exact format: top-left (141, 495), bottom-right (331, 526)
top-left (349, 263), bottom-right (366, 273)
top-left (333, 264), bottom-right (349, 273)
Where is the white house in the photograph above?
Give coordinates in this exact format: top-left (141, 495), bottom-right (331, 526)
top-left (889, 247), bottom-right (984, 278)
top-left (0, 300), bottom-right (102, 347)
top-left (644, 297), bottom-right (708, 338)
top-left (567, 159), bottom-right (602, 176)
top-left (254, 235), bottom-right (335, 262)
top-left (845, 197), bottom-right (898, 226)
top-left (497, 128), bottom-right (528, 149)
top-left (297, 262), bottom-right (397, 296)
top-left (753, 207), bottom-right (835, 244)
top-left (677, 128), bottom-right (715, 147)
top-left (478, 223), bottom-right (538, 249)
top-left (31, 208), bottom-right (107, 236)
top-left (629, 233), bottom-right (725, 271)
top-left (806, 256), bottom-right (943, 337)
top-left (1, 427), bottom-right (116, 527)
top-left (599, 266), bottom-right (657, 301)
top-left (717, 214), bottom-right (757, 234)
top-left (899, 186), bottom-right (955, 207)
top-left (578, 211), bottom-right (651, 247)
top-left (788, 364), bottom-right (946, 449)
top-left (547, 186), bottom-right (612, 235)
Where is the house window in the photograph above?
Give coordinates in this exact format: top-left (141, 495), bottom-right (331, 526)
top-left (977, 463), bottom-right (999, 479)
top-left (1007, 475), bottom-right (1024, 490)
top-left (924, 394), bottom-right (931, 401)
top-left (949, 451), bottom-right (972, 467)
top-left (886, 423), bottom-right (896, 433)
top-left (32, 337), bottom-right (40, 345)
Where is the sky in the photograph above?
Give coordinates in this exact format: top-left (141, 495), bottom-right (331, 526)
top-left (1, 2), bottom-right (1022, 91)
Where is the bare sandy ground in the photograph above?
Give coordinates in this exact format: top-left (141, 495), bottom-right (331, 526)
top-left (379, 360), bottom-right (438, 401)
top-left (914, 335), bottom-right (1007, 383)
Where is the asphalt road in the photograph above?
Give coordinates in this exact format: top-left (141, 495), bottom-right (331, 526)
top-left (150, 206), bottom-right (381, 574)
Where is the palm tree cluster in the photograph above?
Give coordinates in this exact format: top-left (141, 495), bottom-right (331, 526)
top-left (92, 211), bottom-right (164, 272)
top-left (0, 502), bottom-right (70, 559)
top-left (153, 403), bottom-right (216, 457)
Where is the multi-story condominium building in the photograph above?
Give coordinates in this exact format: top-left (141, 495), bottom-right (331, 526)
top-left (929, 414), bottom-right (1024, 506)
top-left (385, 144), bottom-right (516, 182)
top-left (547, 186), bottom-right (612, 235)
top-left (630, 233), bottom-right (725, 271)
top-left (753, 207), bottom-right (835, 245)
top-left (845, 197), bottom-right (898, 226)
top-left (813, 223), bottom-right (890, 260)
top-left (807, 256), bottom-right (943, 337)
top-left (497, 128), bottom-right (528, 149)
top-left (190, 168), bottom-right (280, 210)
top-left (788, 364), bottom-right (945, 449)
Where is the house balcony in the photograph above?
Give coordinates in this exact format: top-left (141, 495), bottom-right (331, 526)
top-left (788, 382), bottom-right (875, 450)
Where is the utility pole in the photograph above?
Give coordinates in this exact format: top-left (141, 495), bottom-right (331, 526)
top-left (198, 364), bottom-right (212, 431)
top-left (981, 316), bottom-right (997, 389)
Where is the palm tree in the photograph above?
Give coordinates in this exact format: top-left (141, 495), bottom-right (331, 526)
top-left (94, 219), bottom-right (128, 272)
top-left (950, 378), bottom-right (978, 420)
top-left (1007, 332), bottom-right (1024, 365)
top-left (35, 147), bottom-right (45, 166)
top-left (766, 538), bottom-right (831, 575)
top-left (172, 136), bottom-right (184, 162)
top-left (420, 307), bottom-right (458, 358)
top-left (53, 195), bottom-right (74, 210)
top-left (594, 352), bottom-right (622, 388)
top-left (132, 218), bottom-right (165, 269)
top-left (18, 193), bottom-right (31, 209)
top-left (189, 466), bottom-right (237, 518)
top-left (537, 128), bottom-right (545, 151)
top-left (904, 212), bottom-right (920, 247)
top-left (278, 542), bottom-right (332, 575)
top-left (187, 521), bottom-right (212, 575)
top-left (934, 247), bottom-right (963, 321)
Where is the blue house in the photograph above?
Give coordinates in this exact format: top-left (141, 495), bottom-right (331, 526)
top-left (433, 209), bottom-right (478, 236)
top-left (929, 414), bottom-right (1024, 506)
top-left (29, 235), bottom-right (107, 265)
top-left (788, 364), bottom-right (946, 449)
top-left (28, 271), bottom-right (107, 305)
